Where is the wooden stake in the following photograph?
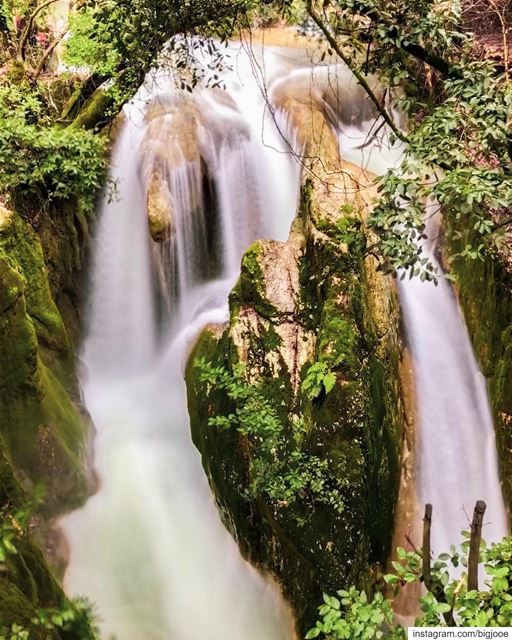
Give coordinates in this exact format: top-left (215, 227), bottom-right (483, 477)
top-left (468, 500), bottom-right (486, 592)
top-left (422, 503), bottom-right (433, 589)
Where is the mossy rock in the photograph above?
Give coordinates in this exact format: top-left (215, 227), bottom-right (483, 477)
top-left (0, 207), bottom-right (88, 510)
top-left (187, 174), bottom-right (404, 633)
top-left (0, 440), bottom-right (64, 639)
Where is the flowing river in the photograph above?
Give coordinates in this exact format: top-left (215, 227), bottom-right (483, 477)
top-left (60, 37), bottom-right (508, 638)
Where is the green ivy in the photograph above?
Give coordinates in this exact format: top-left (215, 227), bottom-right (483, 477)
top-left (195, 358), bottom-right (345, 513)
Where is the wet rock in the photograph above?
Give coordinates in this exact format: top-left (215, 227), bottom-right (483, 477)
top-left (141, 94), bottom-right (204, 243)
top-left (187, 139), bottom-right (404, 632)
top-left (0, 207), bottom-right (89, 510)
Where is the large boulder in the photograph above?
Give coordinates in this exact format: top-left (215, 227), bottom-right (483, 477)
top-left (187, 137), bottom-right (405, 632)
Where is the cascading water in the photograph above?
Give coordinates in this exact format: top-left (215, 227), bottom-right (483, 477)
top-left (60, 43), bottom-right (299, 640)
top-left (337, 112), bottom-right (509, 554)
top-left (60, 33), bottom-right (509, 638)
top-left (266, 55), bottom-right (509, 550)
top-left (397, 228), bottom-right (509, 554)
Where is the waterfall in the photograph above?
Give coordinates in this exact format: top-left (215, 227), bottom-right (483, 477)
top-left (60, 43), bottom-right (299, 640)
top-left (397, 232), bottom-right (509, 554)
top-left (60, 35), bottom-right (509, 638)
top-left (339, 123), bottom-right (509, 555)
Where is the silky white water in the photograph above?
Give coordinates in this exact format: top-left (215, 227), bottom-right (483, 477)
top-left (60, 36), bottom-right (509, 637)
top-left (268, 55), bottom-right (509, 550)
top-left (60, 43), bottom-right (299, 640)
top-left (338, 118), bottom-right (508, 554)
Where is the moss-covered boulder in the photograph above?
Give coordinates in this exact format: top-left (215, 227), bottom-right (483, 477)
top-left (0, 437), bottom-right (96, 639)
top-left (0, 205), bottom-right (89, 511)
top-left (187, 149), bottom-right (404, 631)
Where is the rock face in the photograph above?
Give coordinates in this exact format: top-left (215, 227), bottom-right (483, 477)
top-left (0, 441), bottom-right (68, 640)
top-left (0, 200), bottom-right (94, 635)
top-left (186, 118), bottom-right (404, 630)
top-left (0, 205), bottom-right (90, 511)
top-left (140, 95), bottom-right (205, 243)
top-left (447, 230), bottom-right (512, 515)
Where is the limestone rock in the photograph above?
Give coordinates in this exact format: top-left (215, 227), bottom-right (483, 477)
top-left (187, 155), bottom-right (404, 633)
top-left (141, 95), bottom-right (204, 243)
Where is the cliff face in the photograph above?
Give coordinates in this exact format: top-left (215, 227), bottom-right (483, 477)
top-left (0, 200), bottom-right (93, 633)
top-left (0, 204), bottom-right (91, 512)
top-left (448, 231), bottom-right (512, 513)
top-left (186, 144), bottom-right (405, 630)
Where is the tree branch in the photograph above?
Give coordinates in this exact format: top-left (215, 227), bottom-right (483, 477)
top-left (336, 2), bottom-right (461, 78)
top-left (305, 0), bottom-right (408, 143)
top-left (18, 0), bottom-right (61, 62)
top-left (494, 214), bottom-right (512, 230)
top-left (33, 29), bottom-right (68, 80)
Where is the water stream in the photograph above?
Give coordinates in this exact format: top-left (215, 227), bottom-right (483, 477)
top-left (60, 38), bottom-right (508, 638)
top-left (339, 123), bottom-right (508, 555)
top-left (60, 44), bottom-right (299, 640)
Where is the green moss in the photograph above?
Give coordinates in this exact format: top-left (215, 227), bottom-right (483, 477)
top-left (235, 242), bottom-right (278, 319)
top-left (0, 210), bottom-right (87, 509)
top-left (0, 439), bottom-right (64, 639)
top-left (186, 179), bottom-right (404, 633)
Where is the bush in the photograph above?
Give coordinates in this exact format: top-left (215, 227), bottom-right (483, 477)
top-left (0, 84), bottom-right (107, 211)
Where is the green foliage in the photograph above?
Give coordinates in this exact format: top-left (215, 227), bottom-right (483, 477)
top-left (0, 506), bottom-right (100, 640)
top-left (265, 0), bottom-right (512, 279)
top-left (250, 0), bottom-right (307, 27)
top-left (306, 588), bottom-right (402, 640)
top-left (65, 0), bottom-right (249, 108)
top-left (64, 8), bottom-right (121, 76)
top-left (0, 84), bottom-right (107, 210)
top-left (302, 361), bottom-right (337, 400)
top-left (371, 60), bottom-right (512, 280)
top-left (308, 532), bottom-right (512, 638)
top-left (0, 598), bottom-right (99, 640)
top-left (195, 357), bottom-right (345, 513)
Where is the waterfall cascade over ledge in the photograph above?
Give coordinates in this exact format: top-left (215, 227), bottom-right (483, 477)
top-left (60, 36), bottom-right (508, 638)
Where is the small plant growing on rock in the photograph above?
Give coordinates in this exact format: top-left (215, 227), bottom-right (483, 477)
top-left (301, 361), bottom-right (337, 400)
top-left (195, 357), bottom-right (346, 513)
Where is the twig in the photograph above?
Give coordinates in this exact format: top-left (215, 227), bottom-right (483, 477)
top-left (18, 0), bottom-right (61, 62)
top-left (305, 0), bottom-right (408, 143)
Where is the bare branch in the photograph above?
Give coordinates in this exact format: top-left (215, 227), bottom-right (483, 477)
top-left (468, 500), bottom-right (486, 591)
top-left (18, 0), bottom-right (60, 62)
top-left (33, 29), bottom-right (68, 80)
top-left (305, 0), bottom-right (408, 143)
top-left (422, 503), bottom-right (433, 590)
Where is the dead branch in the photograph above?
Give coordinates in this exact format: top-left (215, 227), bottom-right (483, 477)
top-left (468, 500), bottom-right (486, 591)
top-left (18, 0), bottom-right (60, 62)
